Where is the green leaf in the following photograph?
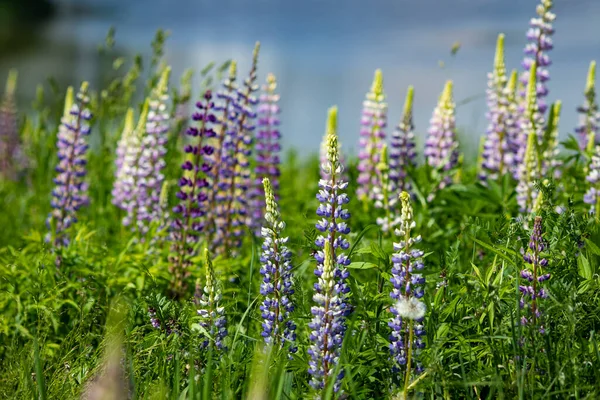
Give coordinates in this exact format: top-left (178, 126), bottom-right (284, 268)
top-left (578, 254), bottom-right (592, 280)
top-left (347, 262), bottom-right (378, 270)
top-left (584, 238), bottom-right (600, 256)
top-left (470, 236), bottom-right (515, 265)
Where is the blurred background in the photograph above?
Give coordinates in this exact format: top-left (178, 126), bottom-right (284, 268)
top-left (1, 0), bottom-right (599, 156)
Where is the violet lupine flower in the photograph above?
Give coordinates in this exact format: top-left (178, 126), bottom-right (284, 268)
top-left (520, 216), bottom-right (550, 334)
top-left (259, 178), bottom-right (297, 353)
top-left (584, 145), bottom-right (600, 214)
top-left (502, 70), bottom-right (526, 180)
top-left (197, 248), bottom-right (227, 350)
top-left (135, 67), bottom-right (171, 236)
top-left (424, 80), bottom-right (458, 200)
top-left (148, 307), bottom-right (161, 329)
top-left (169, 90), bottom-right (216, 296)
top-left (249, 73), bottom-right (282, 236)
top-left (389, 192), bottom-right (426, 380)
top-left (516, 62), bottom-right (543, 213)
top-left (308, 106), bottom-right (351, 395)
top-left (389, 85), bottom-right (417, 198)
top-left (575, 61), bottom-right (598, 150)
top-left (213, 43), bottom-right (260, 254)
top-left (357, 69), bottom-right (387, 204)
top-left (0, 70), bottom-right (21, 180)
top-left (480, 34), bottom-right (512, 182)
top-left (46, 83), bottom-right (92, 247)
top-left (519, 0), bottom-right (555, 115)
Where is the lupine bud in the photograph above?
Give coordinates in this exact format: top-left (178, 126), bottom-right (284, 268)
top-left (425, 81), bottom-right (458, 200)
top-left (357, 69), bottom-right (387, 205)
top-left (259, 178), bottom-right (296, 353)
top-left (196, 248), bottom-right (227, 350)
top-left (46, 83), bottom-right (92, 247)
top-left (309, 107), bottom-right (351, 395)
top-left (389, 192), bottom-right (426, 376)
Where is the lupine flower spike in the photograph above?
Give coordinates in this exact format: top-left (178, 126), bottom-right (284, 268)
top-left (389, 85), bottom-right (417, 199)
top-left (0, 70), bottom-right (21, 180)
top-left (480, 34), bottom-right (512, 182)
top-left (575, 61), bottom-right (598, 150)
top-left (259, 178), bottom-right (296, 353)
top-left (308, 106), bottom-right (351, 395)
top-left (169, 90), bottom-right (216, 296)
top-left (389, 192), bottom-right (426, 395)
top-left (113, 108), bottom-right (135, 180)
top-left (46, 83), bottom-right (92, 247)
top-left (503, 70), bottom-right (526, 179)
top-left (520, 216), bottom-right (550, 335)
top-left (374, 144), bottom-right (397, 234)
top-left (543, 101), bottom-right (562, 178)
top-left (196, 248), bottom-right (227, 350)
top-left (113, 101), bottom-right (149, 228)
top-left (516, 62), bottom-right (543, 213)
top-left (357, 69), bottom-right (387, 206)
top-left (425, 80), bottom-right (458, 201)
top-left (584, 145), bottom-right (600, 215)
top-left (249, 73), bottom-right (282, 235)
top-left (519, 0), bottom-right (555, 115)
top-left (213, 43), bottom-right (260, 254)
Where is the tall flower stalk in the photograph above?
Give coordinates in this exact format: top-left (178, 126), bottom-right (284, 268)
top-left (480, 34), bottom-right (514, 182)
top-left (519, 0), bottom-right (555, 115)
top-left (575, 61), bottom-right (598, 150)
top-left (520, 216), bottom-right (550, 335)
top-left (0, 70), bottom-right (21, 180)
top-left (424, 81), bottom-right (458, 200)
top-left (389, 85), bottom-right (417, 198)
top-left (389, 192), bottom-right (426, 396)
top-left (169, 90), bottom-right (216, 296)
top-left (46, 83), bottom-right (92, 247)
top-left (357, 69), bottom-right (387, 205)
top-left (196, 248), bottom-right (227, 351)
top-left (250, 73), bottom-right (282, 235)
top-left (516, 62), bottom-right (543, 213)
top-left (308, 106), bottom-right (351, 395)
top-left (213, 43), bottom-right (260, 254)
top-left (135, 67), bottom-right (171, 236)
top-left (374, 144), bottom-right (396, 234)
top-left (259, 178), bottom-right (296, 352)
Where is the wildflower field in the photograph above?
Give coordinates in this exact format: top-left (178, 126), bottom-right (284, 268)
top-left (1, 0), bottom-right (600, 399)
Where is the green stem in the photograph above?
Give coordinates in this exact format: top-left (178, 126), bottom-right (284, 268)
top-left (403, 321), bottom-right (414, 398)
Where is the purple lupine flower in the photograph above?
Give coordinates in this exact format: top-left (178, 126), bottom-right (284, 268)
top-left (308, 106), bottom-right (351, 395)
top-left (480, 34), bottom-right (513, 182)
top-left (213, 43), bottom-right (260, 254)
top-left (148, 307), bottom-right (161, 329)
top-left (0, 70), bottom-right (21, 180)
top-left (575, 61), bottom-right (598, 150)
top-left (169, 90), bottom-right (216, 296)
top-left (357, 69), bottom-right (387, 204)
top-left (502, 70), bottom-right (525, 180)
top-left (114, 108), bottom-right (135, 177)
top-left (249, 73), bottom-right (282, 236)
top-left (196, 248), bottom-right (227, 350)
top-left (389, 192), bottom-right (426, 384)
top-left (516, 62), bottom-right (543, 213)
top-left (134, 67), bottom-right (171, 236)
top-left (519, 0), bottom-right (555, 115)
top-left (46, 83), bottom-right (92, 247)
top-left (584, 145), bottom-right (600, 214)
top-left (424, 80), bottom-right (458, 200)
top-left (259, 178), bottom-right (297, 353)
top-left (520, 216), bottom-right (550, 334)
top-left (389, 85), bottom-right (417, 198)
